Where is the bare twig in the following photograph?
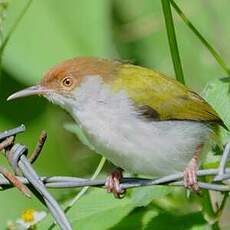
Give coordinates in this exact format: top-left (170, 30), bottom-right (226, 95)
top-left (0, 136), bottom-right (14, 151)
top-left (29, 130), bottom-right (47, 164)
top-left (0, 135), bottom-right (31, 197)
top-left (0, 166), bottom-right (31, 197)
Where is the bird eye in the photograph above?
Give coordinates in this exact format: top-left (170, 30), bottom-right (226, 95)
top-left (62, 76), bottom-right (73, 87)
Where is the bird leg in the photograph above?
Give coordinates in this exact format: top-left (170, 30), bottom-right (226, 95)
top-left (105, 168), bottom-right (125, 198)
top-left (183, 144), bottom-right (203, 192)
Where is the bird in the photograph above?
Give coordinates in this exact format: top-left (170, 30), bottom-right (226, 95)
top-left (7, 57), bottom-right (224, 197)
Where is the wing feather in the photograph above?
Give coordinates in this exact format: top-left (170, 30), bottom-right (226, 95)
top-left (113, 64), bottom-right (223, 125)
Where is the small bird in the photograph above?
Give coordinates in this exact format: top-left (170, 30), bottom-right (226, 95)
top-left (8, 57), bottom-right (224, 197)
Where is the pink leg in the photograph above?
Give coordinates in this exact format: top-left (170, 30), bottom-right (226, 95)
top-left (183, 144), bottom-right (203, 192)
top-left (105, 168), bottom-right (125, 198)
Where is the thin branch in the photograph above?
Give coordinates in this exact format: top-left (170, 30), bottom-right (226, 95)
top-left (0, 166), bottom-right (31, 197)
top-left (29, 131), bottom-right (47, 164)
top-left (0, 136), bottom-right (31, 197)
top-left (0, 136), bottom-right (14, 151)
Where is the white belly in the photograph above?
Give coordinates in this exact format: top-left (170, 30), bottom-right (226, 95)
top-left (67, 76), bottom-right (211, 177)
top-left (77, 116), bottom-right (210, 176)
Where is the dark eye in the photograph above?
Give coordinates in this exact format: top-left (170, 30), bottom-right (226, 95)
top-left (62, 76), bottom-right (73, 87)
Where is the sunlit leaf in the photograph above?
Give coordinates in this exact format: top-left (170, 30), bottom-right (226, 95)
top-left (38, 186), bottom-right (171, 230)
top-left (203, 78), bottom-right (230, 143)
top-left (131, 186), bottom-right (172, 207)
top-left (203, 78), bottom-right (230, 129)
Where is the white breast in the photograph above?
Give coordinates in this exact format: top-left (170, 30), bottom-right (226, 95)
top-left (53, 76), bottom-right (211, 176)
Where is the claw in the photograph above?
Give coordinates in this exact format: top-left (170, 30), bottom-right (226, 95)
top-left (105, 169), bottom-right (125, 198)
top-left (183, 161), bottom-right (199, 192)
top-left (183, 144), bottom-right (202, 193)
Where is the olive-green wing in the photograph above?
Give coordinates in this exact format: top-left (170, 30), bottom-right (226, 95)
top-left (113, 64), bottom-right (222, 125)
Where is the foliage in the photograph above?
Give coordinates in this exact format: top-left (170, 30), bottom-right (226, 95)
top-left (0, 0), bottom-right (230, 229)
top-left (38, 187), bottom-right (171, 229)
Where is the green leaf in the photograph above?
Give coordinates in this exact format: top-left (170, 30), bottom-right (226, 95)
top-left (69, 189), bottom-right (133, 230)
top-left (38, 188), bottom-right (135, 230)
top-left (203, 79), bottom-right (230, 129)
top-left (64, 123), bottom-right (94, 150)
top-left (145, 211), bottom-right (206, 230)
top-left (131, 186), bottom-right (172, 207)
top-left (189, 226), bottom-right (210, 230)
top-left (111, 207), bottom-right (159, 230)
top-left (111, 208), bottom-right (147, 230)
top-left (2, 0), bottom-right (114, 84)
top-left (161, 0), bottom-right (185, 84)
top-left (38, 185), bottom-right (171, 230)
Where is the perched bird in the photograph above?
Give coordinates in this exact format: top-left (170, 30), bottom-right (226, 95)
top-left (8, 57), bottom-right (224, 197)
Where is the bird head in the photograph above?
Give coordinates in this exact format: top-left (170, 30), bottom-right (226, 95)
top-left (7, 57), bottom-right (119, 109)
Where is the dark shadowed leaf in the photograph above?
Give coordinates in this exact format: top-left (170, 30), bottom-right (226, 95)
top-left (145, 211), bottom-right (206, 230)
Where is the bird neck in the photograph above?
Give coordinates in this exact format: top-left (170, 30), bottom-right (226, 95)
top-left (70, 75), bottom-right (137, 126)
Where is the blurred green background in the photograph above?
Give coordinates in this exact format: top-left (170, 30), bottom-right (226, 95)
top-left (1, 0), bottom-right (230, 229)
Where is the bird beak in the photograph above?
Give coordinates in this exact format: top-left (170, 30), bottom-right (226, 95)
top-left (7, 85), bottom-right (51, 101)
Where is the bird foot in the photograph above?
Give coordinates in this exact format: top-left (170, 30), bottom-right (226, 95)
top-left (183, 158), bottom-right (199, 192)
top-left (105, 169), bottom-right (125, 198)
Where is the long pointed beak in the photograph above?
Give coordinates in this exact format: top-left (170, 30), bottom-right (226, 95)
top-left (7, 85), bottom-right (51, 101)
